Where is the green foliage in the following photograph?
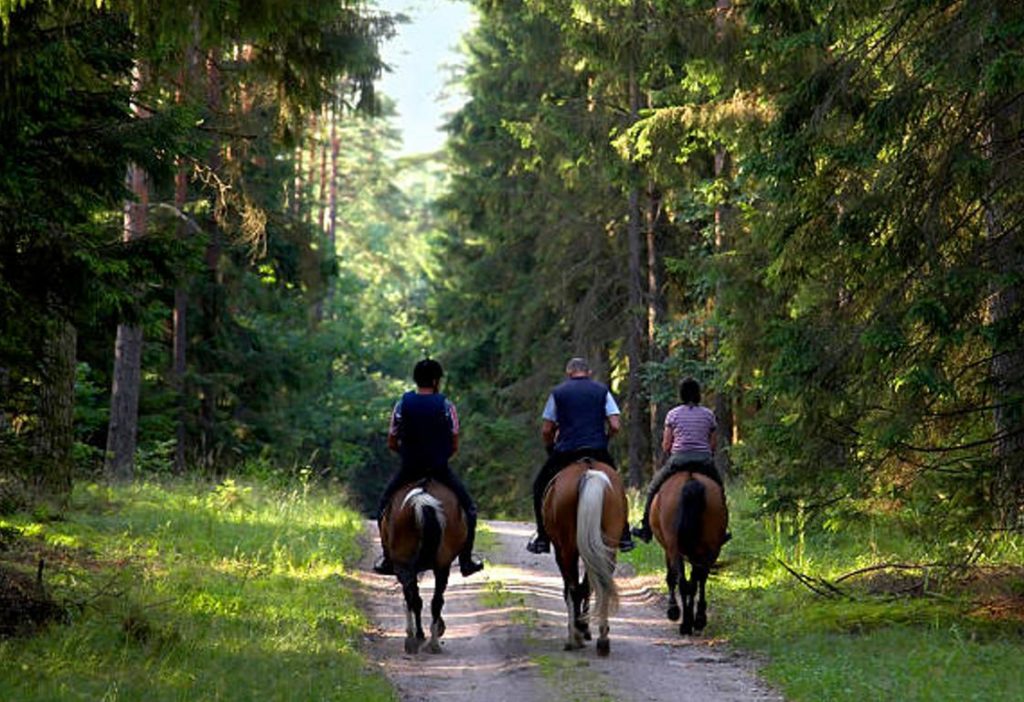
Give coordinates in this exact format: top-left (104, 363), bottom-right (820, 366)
top-left (0, 479), bottom-right (393, 701)
top-left (621, 486), bottom-right (1024, 701)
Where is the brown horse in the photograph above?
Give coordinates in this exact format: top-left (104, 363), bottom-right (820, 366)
top-left (542, 459), bottom-right (627, 655)
top-left (379, 479), bottom-right (468, 654)
top-left (651, 470), bottom-right (728, 635)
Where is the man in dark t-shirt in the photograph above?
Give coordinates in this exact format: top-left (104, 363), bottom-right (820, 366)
top-left (525, 357), bottom-right (635, 554)
top-left (373, 359), bottom-right (484, 577)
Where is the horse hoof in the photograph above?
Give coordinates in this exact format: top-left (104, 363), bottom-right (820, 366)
top-left (404, 637), bottom-right (421, 655)
top-left (695, 614), bottom-right (707, 631)
top-left (680, 623), bottom-right (693, 636)
top-left (596, 639), bottom-right (610, 656)
top-left (667, 605), bottom-right (681, 621)
top-left (427, 640), bottom-right (443, 654)
top-left (583, 629), bottom-right (592, 641)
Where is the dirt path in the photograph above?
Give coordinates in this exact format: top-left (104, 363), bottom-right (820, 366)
top-left (355, 520), bottom-right (782, 702)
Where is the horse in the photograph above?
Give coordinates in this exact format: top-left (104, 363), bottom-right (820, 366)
top-left (650, 470), bottom-right (728, 635)
top-left (379, 479), bottom-right (468, 654)
top-left (542, 458), bottom-right (628, 655)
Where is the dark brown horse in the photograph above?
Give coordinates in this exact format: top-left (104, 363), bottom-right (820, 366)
top-left (542, 459), bottom-right (627, 655)
top-left (651, 471), bottom-right (728, 635)
top-left (379, 479), bottom-right (468, 654)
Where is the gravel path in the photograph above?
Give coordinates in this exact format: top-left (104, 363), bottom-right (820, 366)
top-left (355, 519), bottom-right (782, 702)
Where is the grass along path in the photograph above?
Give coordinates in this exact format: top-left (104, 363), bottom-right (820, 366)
top-left (0, 480), bottom-right (394, 701)
top-left (618, 487), bottom-right (1024, 702)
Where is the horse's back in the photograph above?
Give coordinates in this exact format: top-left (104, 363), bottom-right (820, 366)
top-left (384, 480), bottom-right (467, 571)
top-left (651, 471), bottom-right (727, 562)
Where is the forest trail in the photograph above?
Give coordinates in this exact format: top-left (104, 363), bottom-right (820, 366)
top-left (356, 520), bottom-right (782, 702)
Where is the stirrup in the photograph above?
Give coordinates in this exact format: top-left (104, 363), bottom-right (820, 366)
top-left (619, 534), bottom-right (636, 552)
top-left (526, 534), bottom-right (550, 554)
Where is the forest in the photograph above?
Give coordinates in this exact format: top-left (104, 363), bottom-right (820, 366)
top-left (0, 0), bottom-right (1022, 699)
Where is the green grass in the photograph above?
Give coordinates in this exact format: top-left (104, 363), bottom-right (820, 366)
top-left (620, 487), bottom-right (1024, 701)
top-left (0, 479), bottom-right (394, 702)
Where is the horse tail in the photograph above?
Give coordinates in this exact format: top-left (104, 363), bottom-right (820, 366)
top-left (677, 478), bottom-right (706, 555)
top-left (402, 487), bottom-right (446, 571)
top-left (576, 469), bottom-right (619, 612)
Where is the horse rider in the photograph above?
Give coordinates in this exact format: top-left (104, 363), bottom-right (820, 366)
top-left (632, 376), bottom-right (730, 544)
top-left (373, 358), bottom-right (485, 577)
top-left (526, 357), bottom-right (635, 554)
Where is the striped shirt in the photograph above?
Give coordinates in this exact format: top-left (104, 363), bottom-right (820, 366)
top-left (665, 404), bottom-right (716, 454)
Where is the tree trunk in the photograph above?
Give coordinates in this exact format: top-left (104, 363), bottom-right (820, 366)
top-left (318, 109), bottom-right (328, 234)
top-left (646, 183), bottom-right (668, 469)
top-left (985, 92), bottom-right (1023, 527)
top-left (625, 43), bottom-right (646, 489)
top-left (199, 48), bottom-right (223, 468)
top-left (35, 302), bottom-right (76, 503)
top-left (105, 63), bottom-right (149, 482)
top-left (711, 0), bottom-right (734, 483)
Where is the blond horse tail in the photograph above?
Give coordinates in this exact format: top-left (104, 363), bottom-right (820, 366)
top-left (576, 469), bottom-right (619, 613)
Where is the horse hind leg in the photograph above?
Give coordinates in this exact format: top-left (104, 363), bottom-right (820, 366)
top-left (594, 588), bottom-right (611, 657)
top-left (577, 572), bottom-right (592, 641)
top-left (693, 565), bottom-right (709, 632)
top-left (680, 564), bottom-right (696, 636)
top-left (399, 569), bottom-right (424, 655)
top-left (666, 555), bottom-right (681, 622)
top-left (557, 553), bottom-right (585, 651)
top-left (427, 567), bottom-right (450, 654)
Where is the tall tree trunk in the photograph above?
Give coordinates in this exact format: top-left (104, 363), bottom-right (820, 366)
top-left (36, 299), bottom-right (76, 503)
top-left (625, 37), bottom-right (646, 488)
top-left (646, 184), bottom-right (668, 469)
top-left (711, 0), bottom-right (734, 483)
top-left (318, 109), bottom-right (328, 234)
top-left (172, 37), bottom-right (199, 475)
top-left (105, 63), bottom-right (149, 482)
top-left (985, 90), bottom-right (1024, 527)
top-left (199, 48), bottom-right (223, 467)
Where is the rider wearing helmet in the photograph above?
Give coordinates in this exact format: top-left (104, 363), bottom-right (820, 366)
top-left (373, 358), bottom-right (485, 577)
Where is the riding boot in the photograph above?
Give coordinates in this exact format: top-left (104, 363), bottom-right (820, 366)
top-left (459, 510), bottom-right (485, 576)
top-left (372, 517), bottom-right (395, 575)
top-left (619, 524), bottom-right (635, 552)
top-left (631, 488), bottom-right (657, 543)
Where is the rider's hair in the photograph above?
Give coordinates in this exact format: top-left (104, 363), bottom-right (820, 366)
top-left (565, 357), bottom-right (590, 374)
top-left (679, 377), bottom-right (701, 404)
top-left (413, 358), bottom-right (444, 388)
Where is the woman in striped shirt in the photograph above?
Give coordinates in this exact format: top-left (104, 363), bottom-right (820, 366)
top-left (632, 377), bottom-right (729, 543)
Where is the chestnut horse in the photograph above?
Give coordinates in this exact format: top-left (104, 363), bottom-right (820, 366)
top-left (379, 479), bottom-right (468, 654)
top-left (651, 470), bottom-right (728, 635)
top-left (542, 459), bottom-right (627, 655)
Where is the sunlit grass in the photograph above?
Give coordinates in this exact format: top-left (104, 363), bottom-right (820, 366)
top-left (620, 485), bottom-right (1024, 701)
top-left (0, 479), bottom-right (394, 702)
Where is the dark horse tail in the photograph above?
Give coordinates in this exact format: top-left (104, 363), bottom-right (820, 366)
top-left (404, 487), bottom-right (445, 572)
top-left (676, 478), bottom-right (706, 554)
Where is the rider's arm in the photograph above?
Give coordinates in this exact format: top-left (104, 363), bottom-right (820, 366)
top-left (606, 414), bottom-right (621, 437)
top-left (662, 425), bottom-right (673, 454)
top-left (448, 399), bottom-right (460, 457)
top-left (541, 419), bottom-right (557, 449)
top-left (387, 401), bottom-right (401, 453)
top-left (605, 391), bottom-right (621, 438)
